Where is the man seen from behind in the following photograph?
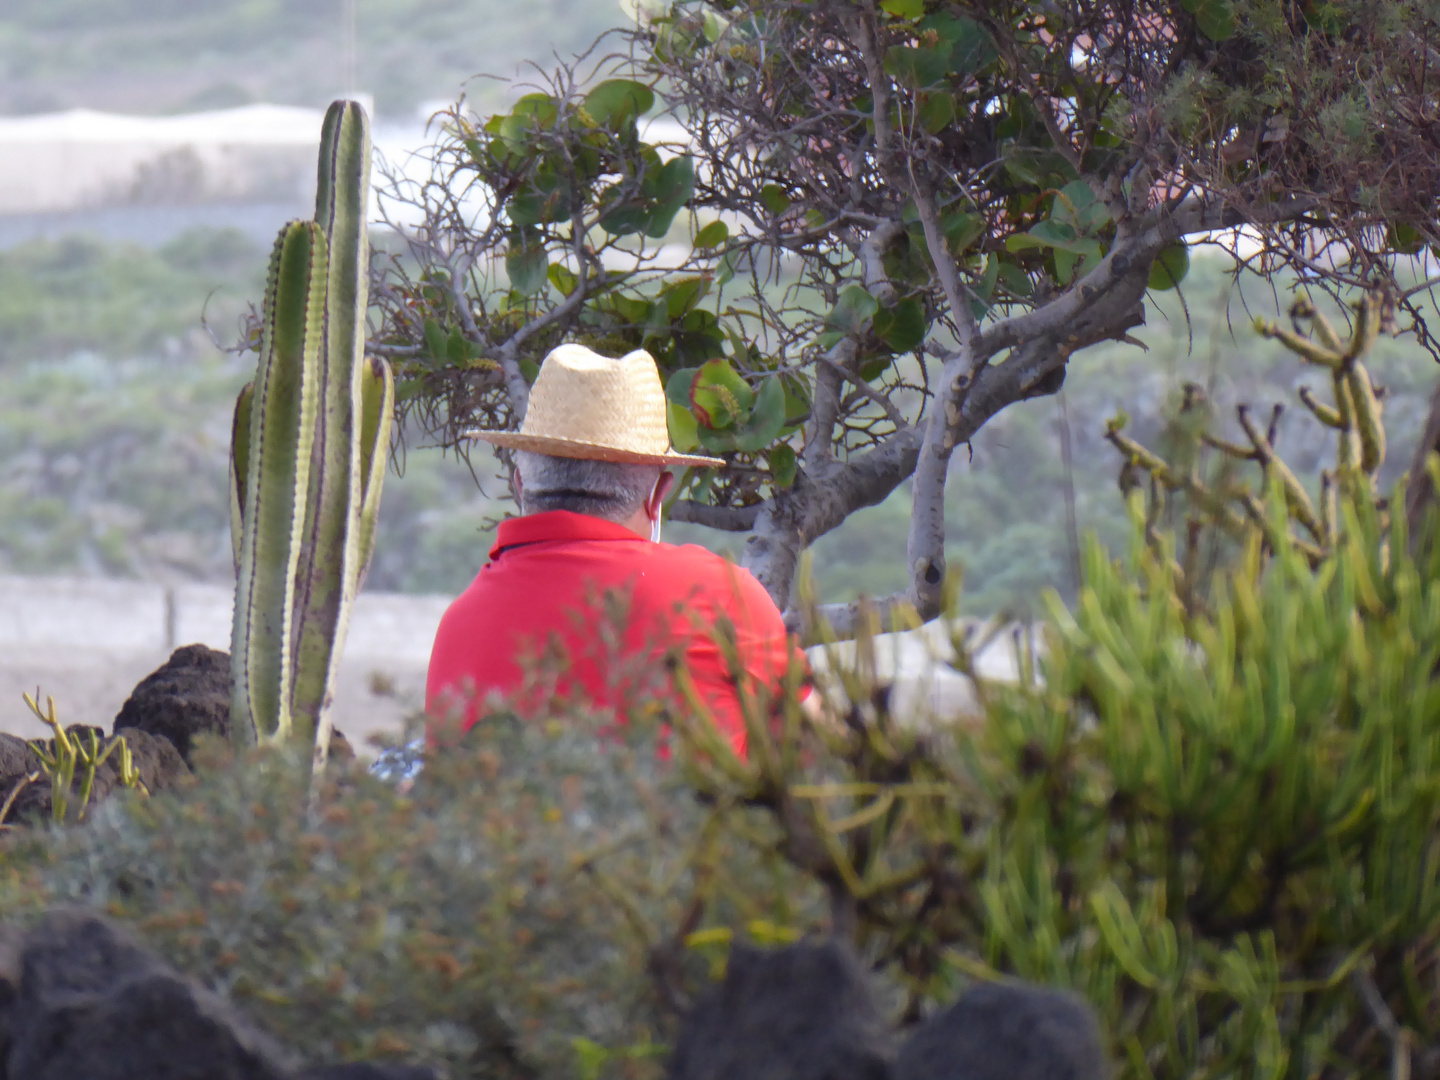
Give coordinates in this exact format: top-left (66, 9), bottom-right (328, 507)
top-left (425, 343), bottom-right (810, 756)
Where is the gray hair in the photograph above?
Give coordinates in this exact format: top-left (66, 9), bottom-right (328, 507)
top-left (515, 451), bottom-right (660, 523)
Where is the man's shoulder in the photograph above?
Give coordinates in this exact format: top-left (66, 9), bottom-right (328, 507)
top-left (649, 543), bottom-right (780, 612)
top-left (654, 541), bottom-right (751, 579)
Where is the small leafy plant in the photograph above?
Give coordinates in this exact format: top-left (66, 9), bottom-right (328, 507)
top-left (22, 690), bottom-right (142, 825)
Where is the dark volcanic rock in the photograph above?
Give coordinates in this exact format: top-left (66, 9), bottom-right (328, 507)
top-left (111, 644), bottom-right (354, 766)
top-left (667, 939), bottom-right (894, 1080)
top-left (0, 734), bottom-right (40, 822)
top-left (895, 982), bottom-right (1108, 1080)
top-left (116, 727), bottom-right (190, 794)
top-left (0, 733), bottom-right (37, 779)
top-left (6, 908), bottom-right (293, 1080)
top-left (113, 643), bottom-right (232, 764)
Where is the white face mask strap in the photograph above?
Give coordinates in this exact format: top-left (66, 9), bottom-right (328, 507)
top-left (649, 475), bottom-right (664, 543)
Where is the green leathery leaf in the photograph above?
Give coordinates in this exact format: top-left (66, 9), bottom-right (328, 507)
top-left (883, 44), bottom-right (951, 88)
top-left (824, 284), bottom-right (880, 336)
top-left (667, 366), bottom-right (703, 407)
top-left (918, 91), bottom-right (957, 133)
top-left (1184, 0), bottom-right (1236, 40)
top-left (232, 219), bottom-right (328, 747)
top-left (769, 443), bottom-right (797, 487)
top-left (445, 326), bottom-right (471, 365)
top-left (942, 210), bottom-right (984, 253)
top-left (879, 0), bottom-right (924, 17)
top-left (1053, 238), bottom-right (1102, 284)
top-left (722, 326), bottom-right (754, 368)
top-left (697, 358), bottom-right (755, 411)
top-left (1149, 242), bottom-right (1190, 290)
top-left (667, 398), bottom-right (701, 451)
top-left (970, 254), bottom-right (1001, 318)
top-left (727, 375), bottom-right (786, 452)
top-left (691, 358), bottom-right (755, 429)
top-left (694, 220), bottom-right (730, 250)
top-left (760, 184), bottom-right (791, 216)
top-left (547, 262), bottom-right (578, 295)
top-left (506, 234), bottom-right (549, 295)
top-left (1388, 221), bottom-right (1425, 255)
top-left (1006, 218), bottom-right (1091, 253)
top-left (229, 381), bottom-right (254, 574)
top-left (423, 318), bottom-right (446, 362)
top-left (921, 12), bottom-right (994, 74)
top-left (507, 191), bottom-right (546, 228)
top-left (583, 79), bottom-right (655, 127)
top-left (293, 99), bottom-right (375, 750)
top-left (872, 297), bottom-right (927, 353)
top-left (996, 258), bottom-right (1032, 297)
top-left (664, 275), bottom-right (711, 318)
top-left (645, 156), bottom-right (695, 238)
top-left (508, 92), bottom-right (558, 129)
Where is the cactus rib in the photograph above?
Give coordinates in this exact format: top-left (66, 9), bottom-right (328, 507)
top-left (229, 381), bottom-right (255, 573)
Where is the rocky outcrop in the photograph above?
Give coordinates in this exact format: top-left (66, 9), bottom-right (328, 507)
top-left (0, 910), bottom-right (437, 1080)
top-left (0, 734), bottom-right (40, 823)
top-left (666, 940), bottom-right (1111, 1080)
top-left (1, 908), bottom-right (293, 1080)
top-left (4, 644), bottom-right (357, 827)
top-left (113, 643), bottom-right (233, 764)
top-left (111, 643), bottom-right (353, 766)
top-left (896, 982), bottom-right (1109, 1080)
top-left (667, 939), bottom-right (895, 1080)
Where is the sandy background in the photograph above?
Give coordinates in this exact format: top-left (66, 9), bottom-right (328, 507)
top-left (0, 575), bottom-right (445, 757)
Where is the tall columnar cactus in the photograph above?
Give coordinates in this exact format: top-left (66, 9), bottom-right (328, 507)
top-left (229, 100), bottom-right (394, 767)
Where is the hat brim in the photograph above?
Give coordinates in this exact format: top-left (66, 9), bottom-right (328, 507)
top-left (463, 429), bottom-right (725, 469)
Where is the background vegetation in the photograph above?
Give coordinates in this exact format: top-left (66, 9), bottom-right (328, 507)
top-left (1, 224), bottom-right (1434, 616)
top-left (0, 0), bottom-right (624, 119)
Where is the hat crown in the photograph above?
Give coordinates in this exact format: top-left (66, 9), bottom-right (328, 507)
top-left (461, 342), bottom-right (724, 468)
top-left (520, 344), bottom-right (670, 457)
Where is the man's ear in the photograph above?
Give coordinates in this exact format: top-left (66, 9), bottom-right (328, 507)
top-left (654, 470), bottom-right (677, 508)
top-left (512, 468), bottom-right (524, 511)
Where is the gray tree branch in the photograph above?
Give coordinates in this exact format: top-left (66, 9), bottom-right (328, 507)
top-left (669, 500), bottom-right (761, 532)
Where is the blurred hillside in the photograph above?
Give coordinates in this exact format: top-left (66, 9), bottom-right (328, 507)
top-left (1, 224), bottom-right (1436, 614)
top-left (0, 0), bottom-right (627, 120)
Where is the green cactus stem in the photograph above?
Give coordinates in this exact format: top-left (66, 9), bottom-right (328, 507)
top-left (291, 101), bottom-right (390, 765)
top-left (228, 100), bottom-right (394, 769)
top-left (231, 220), bottom-right (328, 745)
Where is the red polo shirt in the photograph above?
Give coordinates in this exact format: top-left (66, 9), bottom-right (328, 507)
top-left (425, 510), bottom-right (807, 756)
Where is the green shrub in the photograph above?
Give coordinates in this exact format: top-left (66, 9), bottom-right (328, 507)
top-left (5, 482), bottom-right (1439, 1079)
top-left (0, 704), bottom-right (817, 1079)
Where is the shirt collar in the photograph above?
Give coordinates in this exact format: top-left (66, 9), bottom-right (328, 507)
top-left (489, 510), bottom-right (644, 560)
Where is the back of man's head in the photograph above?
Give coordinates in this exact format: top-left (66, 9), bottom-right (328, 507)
top-left (515, 450), bottom-right (660, 523)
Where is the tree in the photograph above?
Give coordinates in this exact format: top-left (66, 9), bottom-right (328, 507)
top-left (370, 0), bottom-right (1440, 636)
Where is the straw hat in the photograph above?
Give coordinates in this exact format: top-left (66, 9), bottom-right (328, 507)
top-left (463, 343), bottom-right (725, 468)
